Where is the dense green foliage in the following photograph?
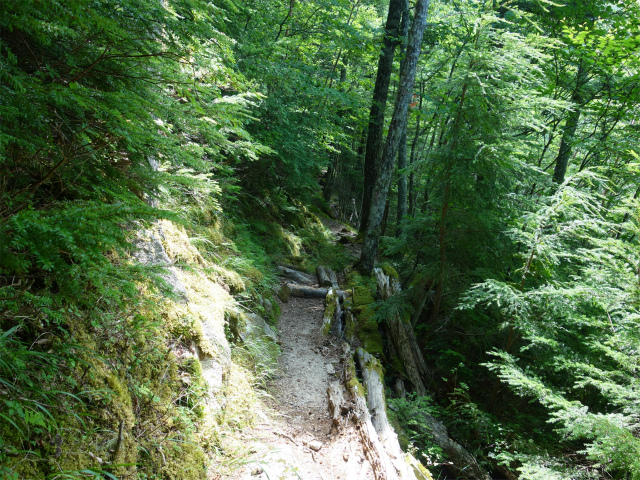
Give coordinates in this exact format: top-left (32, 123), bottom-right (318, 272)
top-left (3, 0), bottom-right (640, 478)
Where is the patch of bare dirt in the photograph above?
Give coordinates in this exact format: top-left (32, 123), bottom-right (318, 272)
top-left (234, 293), bottom-right (373, 480)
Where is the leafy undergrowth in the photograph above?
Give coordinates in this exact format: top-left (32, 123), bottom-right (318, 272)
top-left (0, 173), bottom-right (346, 479)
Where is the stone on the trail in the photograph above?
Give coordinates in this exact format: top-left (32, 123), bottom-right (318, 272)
top-left (308, 440), bottom-right (322, 451)
top-left (278, 284), bottom-right (292, 302)
top-left (326, 364), bottom-right (336, 375)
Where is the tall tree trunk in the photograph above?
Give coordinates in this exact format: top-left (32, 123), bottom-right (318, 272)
top-left (395, 1), bottom-right (411, 237)
top-left (396, 127), bottom-right (408, 236)
top-left (358, 0), bottom-right (405, 236)
top-left (407, 86), bottom-right (423, 218)
top-left (360, 0), bottom-right (431, 275)
top-left (381, 198), bottom-right (391, 237)
top-left (275, 0), bottom-right (296, 42)
top-left (553, 60), bottom-right (587, 184)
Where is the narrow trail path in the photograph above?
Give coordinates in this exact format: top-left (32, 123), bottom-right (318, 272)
top-left (235, 220), bottom-right (371, 480)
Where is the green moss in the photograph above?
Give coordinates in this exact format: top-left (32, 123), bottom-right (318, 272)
top-left (345, 356), bottom-right (366, 398)
top-left (278, 284), bottom-right (291, 302)
top-left (391, 354), bottom-right (407, 377)
top-left (365, 355), bottom-right (385, 380)
top-left (355, 306), bottom-right (384, 357)
top-left (323, 290), bottom-right (338, 335)
top-left (407, 454), bottom-right (435, 480)
top-left (344, 311), bottom-right (357, 341)
top-left (381, 263), bottom-right (399, 280)
top-left (353, 285), bottom-right (375, 307)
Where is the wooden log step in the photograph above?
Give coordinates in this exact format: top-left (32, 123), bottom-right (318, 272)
top-left (277, 265), bottom-right (316, 285)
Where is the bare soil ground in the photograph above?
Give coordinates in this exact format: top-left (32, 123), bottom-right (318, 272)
top-left (232, 219), bottom-right (372, 480)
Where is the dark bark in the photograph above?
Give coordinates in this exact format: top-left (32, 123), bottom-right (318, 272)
top-left (395, 0), bottom-right (411, 236)
top-left (396, 127), bottom-right (408, 236)
top-left (359, 0), bottom-right (405, 236)
top-left (360, 0), bottom-right (431, 275)
top-left (553, 60), bottom-right (588, 184)
top-left (275, 0), bottom-right (296, 42)
top-left (381, 197), bottom-right (390, 237)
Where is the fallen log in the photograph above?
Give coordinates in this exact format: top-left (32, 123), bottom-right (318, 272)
top-left (327, 381), bottom-right (346, 430)
top-left (341, 347), bottom-right (433, 480)
top-left (277, 265), bottom-right (316, 285)
top-left (357, 349), bottom-right (432, 480)
top-left (322, 287), bottom-right (343, 335)
top-left (343, 351), bottom-right (398, 480)
top-left (285, 283), bottom-right (348, 300)
top-left (316, 265), bottom-right (340, 289)
top-left (373, 268), bottom-right (430, 395)
top-left (288, 284), bottom-right (331, 298)
top-left (328, 268), bottom-right (339, 289)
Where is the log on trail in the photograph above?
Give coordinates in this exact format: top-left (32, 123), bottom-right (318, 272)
top-left (285, 283), bottom-right (348, 300)
top-left (373, 268), bottom-right (430, 395)
top-left (316, 266), bottom-right (331, 287)
top-left (277, 265), bottom-right (316, 285)
top-left (316, 265), bottom-right (339, 289)
top-left (322, 287), bottom-right (343, 335)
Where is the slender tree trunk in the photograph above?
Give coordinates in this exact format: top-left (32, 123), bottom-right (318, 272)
top-left (553, 60), bottom-right (587, 184)
top-left (359, 0), bottom-right (405, 236)
top-left (381, 198), bottom-right (390, 237)
top-left (275, 0), bottom-right (296, 42)
top-left (323, 151), bottom-right (340, 201)
top-left (396, 128), bottom-right (408, 236)
top-left (407, 80), bottom-right (424, 218)
top-left (395, 0), bottom-right (411, 237)
top-left (360, 0), bottom-right (431, 275)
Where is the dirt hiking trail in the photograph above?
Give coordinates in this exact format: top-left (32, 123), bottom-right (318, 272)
top-left (232, 221), bottom-right (371, 480)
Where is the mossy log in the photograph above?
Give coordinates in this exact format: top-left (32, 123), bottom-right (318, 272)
top-left (343, 351), bottom-right (398, 480)
top-left (322, 287), bottom-right (344, 336)
top-left (277, 265), bottom-right (316, 285)
top-left (373, 268), bottom-right (430, 395)
top-left (357, 349), bottom-right (432, 480)
top-left (327, 380), bottom-right (346, 429)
